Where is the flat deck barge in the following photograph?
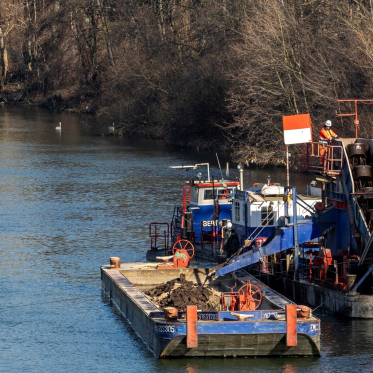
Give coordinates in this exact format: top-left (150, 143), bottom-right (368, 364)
top-left (101, 261), bottom-right (320, 358)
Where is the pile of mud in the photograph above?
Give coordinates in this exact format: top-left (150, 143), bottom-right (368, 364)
top-left (144, 274), bottom-right (221, 311)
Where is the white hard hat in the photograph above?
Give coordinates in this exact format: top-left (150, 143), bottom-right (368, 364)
top-left (325, 120), bottom-right (332, 127)
top-left (226, 221), bottom-right (232, 229)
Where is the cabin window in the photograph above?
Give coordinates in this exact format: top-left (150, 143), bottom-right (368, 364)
top-left (218, 188), bottom-right (234, 200)
top-left (203, 189), bottom-right (214, 200)
top-left (190, 187), bottom-right (198, 202)
top-left (261, 206), bottom-right (274, 226)
top-left (234, 201), bottom-right (240, 222)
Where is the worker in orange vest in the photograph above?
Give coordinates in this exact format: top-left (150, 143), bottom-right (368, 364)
top-left (319, 120), bottom-right (339, 164)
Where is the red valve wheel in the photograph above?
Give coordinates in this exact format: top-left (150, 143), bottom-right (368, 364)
top-left (238, 282), bottom-right (262, 311)
top-left (172, 239), bottom-right (194, 259)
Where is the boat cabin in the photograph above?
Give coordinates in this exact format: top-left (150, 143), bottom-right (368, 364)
top-left (178, 179), bottom-right (240, 242)
top-left (188, 179), bottom-right (239, 206)
top-left (231, 184), bottom-right (320, 244)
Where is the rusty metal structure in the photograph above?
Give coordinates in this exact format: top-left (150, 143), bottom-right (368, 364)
top-left (155, 239), bottom-right (195, 269)
top-left (336, 99), bottom-right (373, 138)
top-left (221, 281), bottom-right (262, 311)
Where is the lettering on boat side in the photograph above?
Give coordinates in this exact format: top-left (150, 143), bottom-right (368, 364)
top-left (154, 324), bottom-right (175, 334)
top-left (262, 311), bottom-right (278, 319)
top-left (310, 324), bottom-right (319, 332)
top-left (202, 220), bottom-right (219, 227)
top-left (198, 313), bottom-right (218, 321)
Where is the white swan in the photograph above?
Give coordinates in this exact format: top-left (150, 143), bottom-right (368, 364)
top-left (56, 122), bottom-right (62, 131)
top-left (108, 123), bottom-right (115, 133)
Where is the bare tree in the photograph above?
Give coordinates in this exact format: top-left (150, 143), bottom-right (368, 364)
top-left (223, 0), bottom-right (369, 166)
top-left (0, 1), bottom-right (23, 91)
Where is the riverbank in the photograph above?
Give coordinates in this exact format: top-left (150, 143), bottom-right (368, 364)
top-left (0, 90), bottom-right (294, 169)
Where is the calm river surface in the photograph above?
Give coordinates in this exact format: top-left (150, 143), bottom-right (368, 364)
top-left (1, 106), bottom-right (373, 373)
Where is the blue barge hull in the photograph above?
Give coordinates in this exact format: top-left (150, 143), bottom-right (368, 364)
top-left (101, 264), bottom-right (320, 357)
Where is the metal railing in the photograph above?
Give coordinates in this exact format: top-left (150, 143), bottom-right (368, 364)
top-left (149, 222), bottom-right (169, 254)
top-left (307, 142), bottom-right (343, 175)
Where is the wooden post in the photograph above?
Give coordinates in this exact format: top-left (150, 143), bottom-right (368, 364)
top-left (186, 305), bottom-right (198, 348)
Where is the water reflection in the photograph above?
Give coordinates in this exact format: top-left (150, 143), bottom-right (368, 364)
top-left (320, 315), bottom-right (373, 357)
top-left (282, 363), bottom-right (298, 373)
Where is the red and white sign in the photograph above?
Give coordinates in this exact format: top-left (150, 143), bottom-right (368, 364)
top-left (283, 114), bottom-right (312, 145)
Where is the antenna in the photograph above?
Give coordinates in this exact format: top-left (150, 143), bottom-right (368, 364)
top-left (216, 153), bottom-right (224, 180)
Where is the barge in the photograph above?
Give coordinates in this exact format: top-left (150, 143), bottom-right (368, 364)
top-left (101, 260), bottom-right (320, 358)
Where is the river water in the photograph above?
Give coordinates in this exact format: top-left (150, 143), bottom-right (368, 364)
top-left (0, 106), bottom-right (372, 373)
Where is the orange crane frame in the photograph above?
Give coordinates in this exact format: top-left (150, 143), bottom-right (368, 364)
top-left (336, 99), bottom-right (373, 138)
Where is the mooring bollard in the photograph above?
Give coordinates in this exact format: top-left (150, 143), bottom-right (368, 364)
top-left (164, 307), bottom-right (178, 321)
top-left (110, 257), bottom-right (121, 269)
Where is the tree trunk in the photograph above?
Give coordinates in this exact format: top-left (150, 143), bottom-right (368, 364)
top-left (0, 27), bottom-right (8, 91)
top-left (96, 0), bottom-right (115, 68)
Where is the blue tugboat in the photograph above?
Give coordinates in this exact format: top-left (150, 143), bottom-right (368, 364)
top-left (169, 163), bottom-right (240, 242)
top-left (146, 162), bottom-right (320, 263)
top-left (146, 162), bottom-right (240, 261)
